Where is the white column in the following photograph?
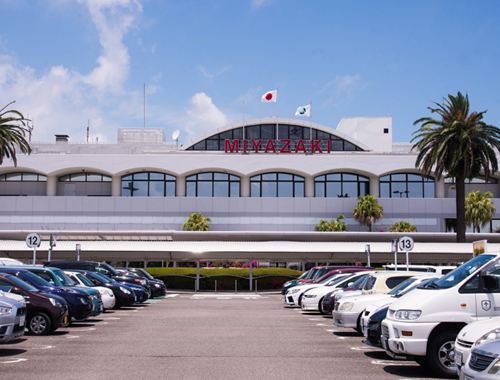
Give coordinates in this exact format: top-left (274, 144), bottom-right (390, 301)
top-left (304, 175), bottom-right (315, 197)
top-left (111, 175), bottom-right (121, 196)
top-left (370, 176), bottom-right (380, 197)
top-left (46, 174), bottom-right (57, 196)
top-left (176, 176), bottom-right (186, 196)
top-left (240, 176), bottom-right (250, 197)
top-left (435, 177), bottom-right (445, 198)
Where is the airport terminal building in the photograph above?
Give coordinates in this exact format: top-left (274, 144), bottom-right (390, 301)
top-left (0, 116), bottom-right (499, 265)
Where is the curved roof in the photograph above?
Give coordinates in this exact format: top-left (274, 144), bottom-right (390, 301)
top-left (182, 117), bottom-right (371, 151)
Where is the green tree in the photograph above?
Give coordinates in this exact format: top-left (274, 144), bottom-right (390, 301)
top-left (412, 92), bottom-right (500, 242)
top-left (389, 220), bottom-right (417, 232)
top-left (465, 190), bottom-right (496, 233)
top-left (315, 215), bottom-right (348, 232)
top-left (182, 212), bottom-right (212, 231)
top-left (0, 101), bottom-right (32, 166)
top-left (352, 195), bottom-right (383, 232)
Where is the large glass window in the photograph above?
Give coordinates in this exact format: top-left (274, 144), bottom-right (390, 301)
top-left (380, 173), bottom-right (435, 198)
top-left (185, 172), bottom-right (240, 197)
top-left (121, 172), bottom-right (176, 197)
top-left (0, 172), bottom-right (47, 181)
top-left (250, 172), bottom-right (304, 197)
top-left (315, 173), bottom-right (369, 198)
top-left (59, 173), bottom-right (111, 182)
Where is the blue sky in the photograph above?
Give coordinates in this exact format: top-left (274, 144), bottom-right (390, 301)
top-left (1, 0), bottom-right (500, 145)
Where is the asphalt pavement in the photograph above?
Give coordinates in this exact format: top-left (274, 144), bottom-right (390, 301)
top-left (0, 293), bottom-right (443, 380)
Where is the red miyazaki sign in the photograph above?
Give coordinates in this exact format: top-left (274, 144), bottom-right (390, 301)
top-left (224, 139), bottom-right (333, 154)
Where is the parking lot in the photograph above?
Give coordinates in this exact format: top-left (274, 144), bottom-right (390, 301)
top-left (0, 293), bottom-right (442, 380)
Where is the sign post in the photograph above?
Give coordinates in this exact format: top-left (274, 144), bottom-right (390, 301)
top-left (391, 239), bottom-right (398, 271)
top-left (48, 233), bottom-right (57, 262)
top-left (398, 236), bottom-right (414, 271)
top-left (365, 244), bottom-right (371, 267)
top-left (26, 233), bottom-right (41, 265)
top-left (76, 244), bottom-right (81, 261)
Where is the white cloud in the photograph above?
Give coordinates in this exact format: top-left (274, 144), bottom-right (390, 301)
top-left (197, 65), bottom-right (231, 80)
top-left (321, 74), bottom-right (363, 108)
top-left (184, 92), bottom-right (228, 141)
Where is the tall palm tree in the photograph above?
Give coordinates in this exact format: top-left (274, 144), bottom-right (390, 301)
top-left (412, 92), bottom-right (500, 242)
top-left (0, 101), bottom-right (32, 166)
top-left (353, 195), bottom-right (383, 232)
top-left (465, 190), bottom-right (496, 233)
top-left (182, 212), bottom-right (212, 231)
top-left (315, 215), bottom-right (348, 232)
top-left (389, 220), bottom-right (417, 233)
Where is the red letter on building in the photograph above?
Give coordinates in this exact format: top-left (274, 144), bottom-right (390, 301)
top-left (311, 140), bottom-right (323, 154)
top-left (280, 139), bottom-right (291, 153)
top-left (295, 139), bottom-right (307, 153)
top-left (251, 139), bottom-right (262, 153)
top-left (225, 139), bottom-right (239, 153)
top-left (264, 140), bottom-right (277, 153)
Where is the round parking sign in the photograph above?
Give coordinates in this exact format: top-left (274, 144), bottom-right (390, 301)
top-left (26, 233), bottom-right (41, 248)
top-left (398, 236), bottom-right (414, 252)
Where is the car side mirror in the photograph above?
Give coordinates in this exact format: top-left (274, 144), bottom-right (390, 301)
top-left (483, 275), bottom-right (499, 291)
top-left (10, 287), bottom-right (22, 295)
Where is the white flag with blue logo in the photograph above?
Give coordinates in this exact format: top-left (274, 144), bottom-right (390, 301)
top-left (295, 104), bottom-right (311, 117)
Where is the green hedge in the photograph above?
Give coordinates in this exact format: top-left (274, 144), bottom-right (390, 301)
top-left (147, 267), bottom-right (302, 277)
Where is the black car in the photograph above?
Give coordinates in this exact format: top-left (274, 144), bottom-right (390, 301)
top-left (0, 274), bottom-right (69, 335)
top-left (44, 261), bottom-right (151, 296)
top-left (363, 306), bottom-right (389, 347)
top-left (115, 267), bottom-right (167, 298)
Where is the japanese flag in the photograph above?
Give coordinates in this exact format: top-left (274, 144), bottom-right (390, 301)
top-left (295, 105), bottom-right (311, 117)
top-left (261, 90), bottom-right (277, 102)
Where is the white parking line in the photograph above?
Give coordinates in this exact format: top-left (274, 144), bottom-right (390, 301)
top-left (66, 335), bottom-right (79, 339)
top-left (0, 358), bottom-right (28, 364)
top-left (371, 360), bottom-right (416, 366)
top-left (29, 345), bottom-right (53, 350)
top-left (351, 346), bottom-right (371, 351)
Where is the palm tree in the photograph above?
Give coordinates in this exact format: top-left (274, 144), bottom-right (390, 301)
top-left (412, 92), bottom-right (500, 242)
top-left (0, 101), bottom-right (32, 166)
top-left (315, 215), bottom-right (348, 232)
top-left (465, 190), bottom-right (496, 233)
top-left (389, 220), bottom-right (417, 232)
top-left (182, 212), bottom-right (212, 231)
top-left (353, 195), bottom-right (383, 232)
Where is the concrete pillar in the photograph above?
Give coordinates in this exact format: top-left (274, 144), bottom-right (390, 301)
top-left (435, 177), bottom-right (445, 198)
top-left (304, 175), bottom-right (315, 197)
top-left (240, 176), bottom-right (250, 197)
top-left (370, 176), bottom-right (380, 197)
top-left (176, 176), bottom-right (186, 197)
top-left (46, 174), bottom-right (57, 196)
top-left (111, 175), bottom-right (121, 196)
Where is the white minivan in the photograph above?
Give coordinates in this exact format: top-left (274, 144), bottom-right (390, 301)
top-left (381, 253), bottom-right (500, 378)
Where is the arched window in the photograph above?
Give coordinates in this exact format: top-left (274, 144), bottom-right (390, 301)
top-left (0, 172), bottom-right (47, 196)
top-left (380, 173), bottom-right (435, 198)
top-left (315, 173), bottom-right (369, 198)
top-left (186, 172), bottom-right (240, 197)
top-left (250, 173), bottom-right (304, 197)
top-left (121, 172), bottom-right (176, 197)
top-left (59, 173), bottom-right (111, 182)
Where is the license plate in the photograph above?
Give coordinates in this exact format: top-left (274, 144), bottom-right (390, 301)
top-left (455, 350), bottom-right (463, 367)
top-left (19, 316), bottom-right (25, 326)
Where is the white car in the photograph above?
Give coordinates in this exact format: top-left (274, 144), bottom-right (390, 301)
top-left (64, 270), bottom-right (116, 310)
top-left (334, 272), bottom-right (429, 332)
top-left (301, 272), bottom-right (373, 312)
top-left (455, 318), bottom-right (500, 376)
top-left (360, 275), bottom-right (439, 336)
top-left (460, 337), bottom-right (500, 380)
top-left (284, 273), bottom-right (352, 307)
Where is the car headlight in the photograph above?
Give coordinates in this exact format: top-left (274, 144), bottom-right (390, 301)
top-left (154, 284), bottom-right (160, 288)
top-left (303, 294), bottom-right (317, 298)
top-left (49, 298), bottom-right (63, 308)
top-left (339, 302), bottom-right (354, 311)
top-left (78, 297), bottom-right (88, 305)
top-left (119, 286), bottom-right (132, 294)
top-left (487, 359), bottom-right (500, 374)
top-left (288, 288), bottom-right (301, 294)
top-left (0, 306), bottom-right (13, 315)
top-left (475, 328), bottom-right (500, 348)
top-left (394, 310), bottom-right (422, 320)
top-left (141, 279), bottom-right (147, 286)
top-left (283, 281), bottom-right (291, 287)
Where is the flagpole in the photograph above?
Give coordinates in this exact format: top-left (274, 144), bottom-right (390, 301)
top-left (242, 100), bottom-right (245, 140)
top-left (309, 101), bottom-right (312, 140)
top-left (276, 85), bottom-right (279, 140)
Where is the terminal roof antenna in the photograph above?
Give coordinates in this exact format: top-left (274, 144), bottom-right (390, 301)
top-left (172, 129), bottom-right (180, 149)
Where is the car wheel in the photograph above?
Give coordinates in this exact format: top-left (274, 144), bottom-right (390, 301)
top-left (355, 313), bottom-right (363, 334)
top-left (318, 297), bottom-right (326, 314)
top-left (426, 330), bottom-right (458, 378)
top-left (28, 312), bottom-right (52, 335)
top-left (298, 294), bottom-right (304, 307)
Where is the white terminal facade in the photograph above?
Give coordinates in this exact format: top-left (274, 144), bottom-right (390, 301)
top-left (0, 116), bottom-right (499, 265)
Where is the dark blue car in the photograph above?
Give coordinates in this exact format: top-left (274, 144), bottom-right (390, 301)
top-left (0, 268), bottom-right (93, 322)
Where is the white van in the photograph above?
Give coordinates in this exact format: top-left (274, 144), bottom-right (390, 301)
top-left (381, 253), bottom-right (500, 378)
top-left (383, 264), bottom-right (456, 275)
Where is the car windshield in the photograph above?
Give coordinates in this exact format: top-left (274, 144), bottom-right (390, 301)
top-left (395, 278), bottom-right (438, 297)
top-left (347, 275), bottom-right (368, 290)
top-left (19, 270), bottom-right (55, 288)
top-left (429, 255), bottom-right (497, 289)
top-left (297, 270), bottom-right (311, 280)
top-left (52, 269), bottom-right (75, 286)
top-left (324, 274), bottom-right (351, 286)
top-left (5, 275), bottom-right (40, 293)
top-left (90, 271), bottom-right (116, 284)
top-left (388, 277), bottom-right (420, 295)
top-left (75, 273), bottom-right (95, 287)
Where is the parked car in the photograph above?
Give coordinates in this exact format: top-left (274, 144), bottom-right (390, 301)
top-left (381, 253), bottom-right (500, 378)
top-left (64, 270), bottom-right (116, 310)
top-left (0, 258), bottom-right (25, 266)
top-left (0, 267), bottom-right (93, 322)
top-left (301, 272), bottom-right (374, 313)
top-left (44, 261), bottom-right (151, 296)
top-left (383, 264), bottom-right (456, 275)
top-left (0, 274), bottom-right (69, 335)
top-left (281, 269), bottom-right (312, 295)
top-left (321, 275), bottom-right (370, 315)
top-left (75, 270), bottom-right (137, 308)
top-left (459, 337), bottom-right (500, 380)
top-left (455, 317), bottom-right (500, 376)
top-left (334, 271), bottom-right (422, 332)
top-left (0, 293), bottom-right (25, 343)
top-left (115, 267), bottom-right (167, 298)
top-left (363, 305), bottom-right (390, 348)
